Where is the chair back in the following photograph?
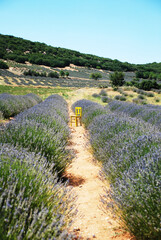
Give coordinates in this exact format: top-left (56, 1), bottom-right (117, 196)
top-left (75, 107), bottom-right (82, 116)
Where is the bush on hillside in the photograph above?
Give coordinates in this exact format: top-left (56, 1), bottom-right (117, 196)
top-left (0, 60), bottom-right (9, 69)
top-left (101, 96), bottom-right (112, 103)
top-left (110, 71), bottom-right (125, 87)
top-left (48, 71), bottom-right (59, 78)
top-left (114, 95), bottom-right (126, 101)
top-left (90, 72), bottom-right (102, 80)
top-left (138, 80), bottom-right (160, 91)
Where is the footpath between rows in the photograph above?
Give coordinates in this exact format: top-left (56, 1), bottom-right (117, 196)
top-left (64, 103), bottom-right (133, 240)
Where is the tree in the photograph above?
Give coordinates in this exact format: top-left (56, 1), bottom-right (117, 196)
top-left (59, 70), bottom-right (65, 77)
top-left (65, 71), bottom-right (69, 78)
top-left (90, 72), bottom-right (102, 80)
top-left (110, 71), bottom-right (125, 87)
top-left (0, 60), bottom-right (9, 69)
top-left (138, 80), bottom-right (159, 91)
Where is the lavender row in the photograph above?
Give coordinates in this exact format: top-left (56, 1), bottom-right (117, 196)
top-left (0, 95), bottom-right (74, 238)
top-left (0, 144), bottom-right (74, 239)
top-left (72, 99), bottom-right (161, 239)
top-left (0, 93), bottom-right (42, 118)
top-left (108, 100), bottom-right (161, 130)
top-left (0, 94), bottom-right (70, 175)
top-left (0, 111), bottom-right (3, 120)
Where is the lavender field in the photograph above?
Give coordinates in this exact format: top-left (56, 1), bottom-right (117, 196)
top-left (72, 99), bottom-right (161, 240)
top-left (108, 100), bottom-right (161, 130)
top-left (0, 92), bottom-right (42, 118)
top-left (0, 95), bottom-right (75, 239)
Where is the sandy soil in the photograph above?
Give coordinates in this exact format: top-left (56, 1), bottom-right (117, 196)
top-left (64, 103), bottom-right (134, 240)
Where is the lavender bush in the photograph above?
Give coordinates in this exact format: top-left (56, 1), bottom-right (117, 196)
top-left (0, 93), bottom-right (42, 118)
top-left (0, 95), bottom-right (70, 175)
top-left (73, 99), bottom-right (161, 239)
top-left (0, 111), bottom-right (3, 120)
top-left (46, 94), bottom-right (69, 123)
top-left (72, 99), bottom-right (100, 112)
top-left (104, 150), bottom-right (161, 239)
top-left (0, 144), bottom-right (74, 240)
top-left (99, 89), bottom-right (107, 96)
top-left (101, 96), bottom-right (112, 103)
top-left (108, 100), bottom-right (161, 130)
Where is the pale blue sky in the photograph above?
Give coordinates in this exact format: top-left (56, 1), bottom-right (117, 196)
top-left (0, 0), bottom-right (161, 64)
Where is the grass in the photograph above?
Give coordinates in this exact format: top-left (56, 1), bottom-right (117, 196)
top-left (0, 85), bottom-right (73, 100)
top-left (0, 84), bottom-right (161, 106)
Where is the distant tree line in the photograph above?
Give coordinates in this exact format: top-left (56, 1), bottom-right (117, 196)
top-left (1, 34), bottom-right (161, 73)
top-left (136, 71), bottom-right (161, 81)
top-left (110, 71), bottom-right (161, 91)
top-left (125, 78), bottom-right (160, 91)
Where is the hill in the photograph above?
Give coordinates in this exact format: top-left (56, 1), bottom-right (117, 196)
top-left (0, 33), bottom-right (161, 74)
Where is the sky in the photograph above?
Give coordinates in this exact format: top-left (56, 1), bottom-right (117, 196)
top-left (0, 0), bottom-right (161, 64)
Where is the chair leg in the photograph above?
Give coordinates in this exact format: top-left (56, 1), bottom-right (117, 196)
top-left (80, 117), bottom-right (82, 126)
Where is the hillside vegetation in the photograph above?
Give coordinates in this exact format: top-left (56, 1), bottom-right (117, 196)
top-left (0, 34), bottom-right (161, 74)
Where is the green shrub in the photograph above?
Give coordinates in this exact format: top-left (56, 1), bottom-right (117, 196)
top-left (114, 95), bottom-right (121, 100)
top-left (122, 92), bottom-right (128, 97)
top-left (146, 92), bottom-right (154, 97)
top-left (133, 98), bottom-right (147, 105)
top-left (0, 60), bottom-right (9, 69)
top-left (24, 70), bottom-right (42, 77)
top-left (120, 96), bottom-right (126, 101)
top-left (48, 71), bottom-right (59, 78)
top-left (113, 87), bottom-right (118, 91)
top-left (114, 95), bottom-right (126, 101)
top-left (138, 94), bottom-right (145, 100)
top-left (124, 81), bottom-right (133, 86)
top-left (60, 70), bottom-right (65, 77)
top-left (110, 71), bottom-right (125, 87)
top-left (138, 80), bottom-right (159, 91)
top-left (65, 71), bottom-right (69, 77)
top-left (90, 72), bottom-right (102, 80)
top-left (101, 96), bottom-right (112, 103)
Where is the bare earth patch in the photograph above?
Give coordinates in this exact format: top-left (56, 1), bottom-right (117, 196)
top-left (65, 105), bottom-right (134, 240)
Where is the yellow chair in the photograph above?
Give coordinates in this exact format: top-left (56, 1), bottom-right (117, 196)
top-left (70, 107), bottom-right (82, 127)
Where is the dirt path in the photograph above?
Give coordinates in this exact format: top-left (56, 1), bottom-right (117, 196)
top-left (65, 102), bottom-right (133, 240)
